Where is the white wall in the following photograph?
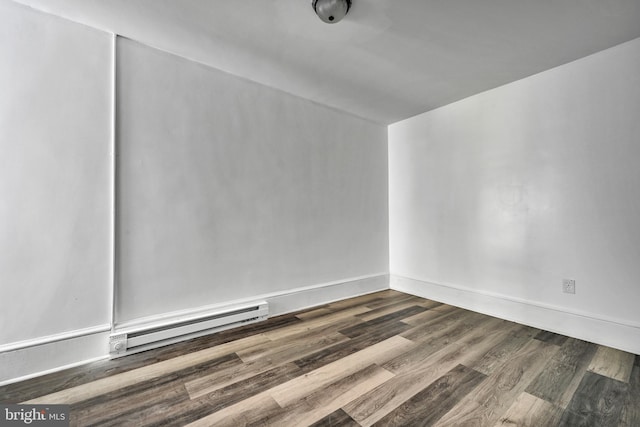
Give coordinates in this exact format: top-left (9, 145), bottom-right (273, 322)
top-left (0, 3), bottom-right (388, 384)
top-left (389, 37), bottom-right (640, 354)
top-left (0, 1), bottom-right (112, 382)
top-left (115, 39), bottom-right (389, 324)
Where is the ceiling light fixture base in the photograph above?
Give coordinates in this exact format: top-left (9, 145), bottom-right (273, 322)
top-left (312, 0), bottom-right (352, 24)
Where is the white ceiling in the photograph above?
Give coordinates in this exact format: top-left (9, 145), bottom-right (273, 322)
top-left (14, 0), bottom-right (640, 124)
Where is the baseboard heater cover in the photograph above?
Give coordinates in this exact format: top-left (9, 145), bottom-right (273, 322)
top-left (109, 301), bottom-right (269, 358)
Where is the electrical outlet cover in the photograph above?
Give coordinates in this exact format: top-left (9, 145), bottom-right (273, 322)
top-left (562, 279), bottom-right (575, 294)
top-left (109, 334), bottom-right (128, 354)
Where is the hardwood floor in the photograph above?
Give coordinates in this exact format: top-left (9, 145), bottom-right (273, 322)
top-left (1, 290), bottom-right (639, 426)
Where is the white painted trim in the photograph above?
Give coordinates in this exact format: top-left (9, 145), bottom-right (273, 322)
top-left (110, 32), bottom-right (118, 334)
top-left (255, 272), bottom-right (388, 300)
top-left (392, 274), bottom-right (640, 329)
top-left (0, 356), bottom-right (109, 388)
top-left (0, 328), bottom-right (111, 385)
top-left (114, 272), bottom-right (389, 329)
top-left (390, 274), bottom-right (640, 355)
top-left (0, 324), bottom-right (111, 353)
top-left (266, 274), bottom-right (390, 317)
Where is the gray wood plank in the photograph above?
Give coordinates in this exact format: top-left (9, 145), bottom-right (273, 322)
top-left (356, 305), bottom-right (428, 326)
top-left (534, 330), bottom-right (568, 346)
top-left (559, 371), bottom-right (628, 426)
top-left (118, 363), bottom-right (302, 427)
top-left (294, 321), bottom-right (411, 371)
top-left (466, 323), bottom-right (539, 375)
top-left (495, 392), bottom-right (563, 427)
top-left (71, 353), bottom-right (240, 425)
top-left (618, 365), bottom-right (640, 427)
top-left (249, 364), bottom-right (393, 426)
top-left (588, 345), bottom-right (636, 383)
top-left (373, 364), bottom-right (486, 426)
top-left (310, 409), bottom-right (360, 427)
top-left (433, 339), bottom-right (559, 427)
top-left (343, 317), bottom-right (511, 426)
top-left (525, 338), bottom-right (597, 406)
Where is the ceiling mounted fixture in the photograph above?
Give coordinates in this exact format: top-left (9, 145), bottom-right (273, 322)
top-left (312, 0), bottom-right (351, 24)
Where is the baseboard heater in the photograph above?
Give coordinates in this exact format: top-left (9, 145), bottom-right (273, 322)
top-left (109, 301), bottom-right (268, 358)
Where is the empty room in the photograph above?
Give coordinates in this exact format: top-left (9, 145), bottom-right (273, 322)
top-left (1, 0), bottom-right (639, 425)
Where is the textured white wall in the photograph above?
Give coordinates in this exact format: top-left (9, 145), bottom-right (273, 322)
top-left (0, 1), bottom-right (112, 345)
top-left (115, 39), bottom-right (388, 323)
top-left (390, 38), bottom-right (640, 343)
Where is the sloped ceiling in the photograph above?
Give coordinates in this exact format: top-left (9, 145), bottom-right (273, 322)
top-left (13, 0), bottom-right (640, 124)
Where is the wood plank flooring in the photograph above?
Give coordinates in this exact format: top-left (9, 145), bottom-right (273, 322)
top-left (1, 290), bottom-right (639, 426)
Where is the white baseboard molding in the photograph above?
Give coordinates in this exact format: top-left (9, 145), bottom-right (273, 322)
top-left (0, 329), bottom-right (111, 386)
top-left (264, 273), bottom-right (390, 317)
top-left (115, 273), bottom-right (390, 330)
top-left (0, 324), bottom-right (111, 353)
top-left (0, 273), bottom-right (389, 386)
top-left (391, 274), bottom-right (640, 355)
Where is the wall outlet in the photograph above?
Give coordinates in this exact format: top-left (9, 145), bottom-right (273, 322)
top-left (563, 279), bottom-right (576, 294)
